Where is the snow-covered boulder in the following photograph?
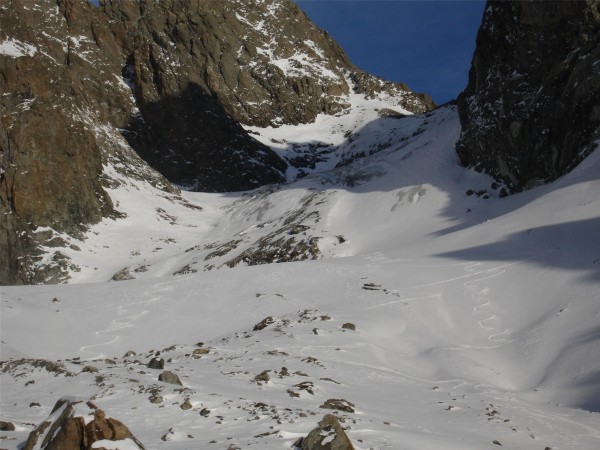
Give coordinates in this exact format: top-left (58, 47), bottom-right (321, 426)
top-left (299, 414), bottom-right (355, 450)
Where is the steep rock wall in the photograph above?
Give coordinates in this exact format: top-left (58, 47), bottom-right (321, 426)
top-left (456, 0), bottom-right (600, 191)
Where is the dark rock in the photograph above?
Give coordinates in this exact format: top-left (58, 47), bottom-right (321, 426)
top-left (22, 397), bottom-right (145, 450)
top-left (199, 408), bottom-right (210, 417)
top-left (158, 370), bottom-right (182, 386)
top-left (301, 414), bottom-right (355, 450)
top-left (320, 399), bottom-right (355, 413)
top-left (149, 394), bottom-right (164, 405)
top-left (341, 323), bottom-right (356, 331)
top-left (457, 1), bottom-right (600, 192)
top-left (161, 428), bottom-right (174, 441)
top-left (147, 357), bottom-right (164, 370)
top-left (254, 370), bottom-right (271, 384)
top-left (123, 350), bottom-right (136, 358)
top-left (294, 381), bottom-right (315, 395)
top-left (493, 440), bottom-right (502, 446)
top-left (81, 366), bottom-right (99, 374)
top-left (253, 317), bottom-right (275, 331)
top-left (0, 421), bottom-right (16, 431)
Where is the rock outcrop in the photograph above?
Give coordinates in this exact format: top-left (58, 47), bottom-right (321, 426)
top-left (23, 397), bottom-right (145, 450)
top-left (299, 414), bottom-right (355, 450)
top-left (456, 1), bottom-right (600, 192)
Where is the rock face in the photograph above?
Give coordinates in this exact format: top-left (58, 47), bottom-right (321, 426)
top-left (300, 414), bottom-right (355, 450)
top-left (1, 0), bottom-right (432, 285)
top-left (100, 0), bottom-right (432, 128)
top-left (23, 397), bottom-right (145, 450)
top-left (0, 0), bottom-right (171, 284)
top-left (456, 1), bottom-right (600, 191)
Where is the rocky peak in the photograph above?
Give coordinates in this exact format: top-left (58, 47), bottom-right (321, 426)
top-left (456, 0), bottom-right (600, 191)
top-left (100, 0), bottom-right (432, 128)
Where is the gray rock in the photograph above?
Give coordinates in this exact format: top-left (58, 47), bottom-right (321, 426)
top-left (149, 394), bottom-right (164, 405)
top-left (111, 268), bottom-right (134, 281)
top-left (180, 399), bottom-right (192, 410)
top-left (320, 399), bottom-right (355, 413)
top-left (158, 371), bottom-right (183, 386)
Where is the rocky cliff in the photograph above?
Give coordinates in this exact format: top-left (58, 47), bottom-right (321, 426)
top-left (456, 0), bottom-right (600, 192)
top-left (1, 0), bottom-right (432, 284)
top-left (100, 0), bottom-right (432, 128)
top-left (1, 0), bottom-right (126, 284)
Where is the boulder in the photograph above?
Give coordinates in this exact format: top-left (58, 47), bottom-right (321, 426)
top-left (22, 397), bottom-right (145, 450)
top-left (147, 357), bottom-right (164, 370)
top-left (158, 370), bottom-right (183, 386)
top-left (300, 414), bottom-right (355, 450)
top-left (0, 420), bottom-right (16, 431)
top-left (180, 399), bottom-right (192, 410)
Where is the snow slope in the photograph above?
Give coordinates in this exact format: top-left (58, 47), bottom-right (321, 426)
top-left (2, 98), bottom-right (600, 449)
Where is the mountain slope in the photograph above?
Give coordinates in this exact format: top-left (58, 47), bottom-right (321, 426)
top-left (2, 1), bottom-right (600, 448)
top-left (2, 102), bottom-right (599, 449)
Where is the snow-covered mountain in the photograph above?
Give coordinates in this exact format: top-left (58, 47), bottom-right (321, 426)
top-left (2, 1), bottom-right (600, 449)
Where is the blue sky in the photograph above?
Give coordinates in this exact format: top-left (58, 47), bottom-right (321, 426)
top-left (295, 0), bottom-right (487, 104)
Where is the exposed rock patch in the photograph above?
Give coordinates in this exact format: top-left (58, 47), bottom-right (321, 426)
top-left (320, 399), bottom-right (355, 413)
